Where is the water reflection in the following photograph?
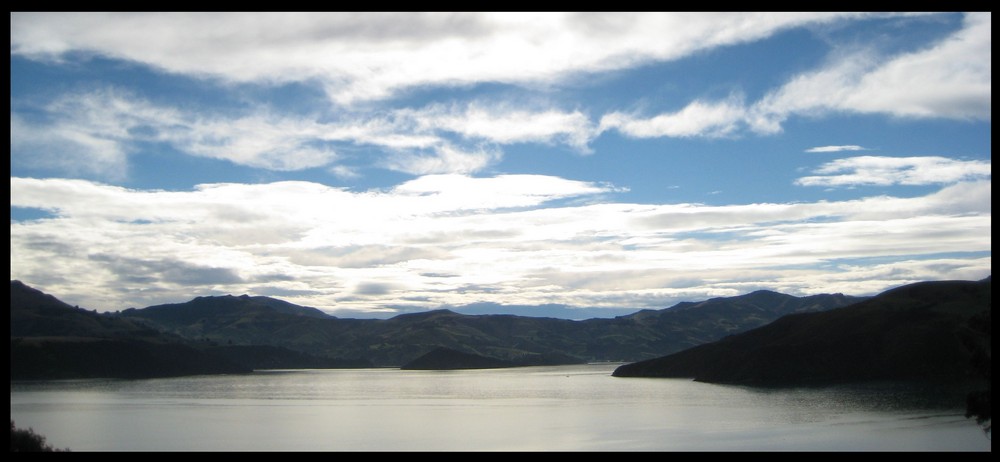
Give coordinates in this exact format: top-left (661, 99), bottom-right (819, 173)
top-left (10, 365), bottom-right (989, 451)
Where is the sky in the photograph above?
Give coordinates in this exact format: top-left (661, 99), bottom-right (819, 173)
top-left (9, 12), bottom-right (991, 319)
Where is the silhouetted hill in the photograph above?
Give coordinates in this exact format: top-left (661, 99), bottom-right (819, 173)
top-left (9, 281), bottom-right (358, 379)
top-left (10, 281), bottom-right (252, 379)
top-left (10, 337), bottom-right (250, 380)
top-left (122, 293), bottom-right (330, 325)
top-left (10, 281), bottom-right (161, 340)
top-left (115, 287), bottom-right (863, 366)
top-left (400, 347), bottom-right (518, 370)
top-left (613, 278), bottom-right (991, 387)
top-left (586, 290), bottom-right (864, 360)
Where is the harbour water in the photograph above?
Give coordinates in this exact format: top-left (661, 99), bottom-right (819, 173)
top-left (9, 364), bottom-right (990, 451)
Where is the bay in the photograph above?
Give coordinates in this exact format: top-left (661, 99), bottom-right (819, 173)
top-left (9, 364), bottom-right (990, 451)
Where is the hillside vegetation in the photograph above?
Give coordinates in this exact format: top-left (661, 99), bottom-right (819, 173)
top-left (613, 278), bottom-right (991, 388)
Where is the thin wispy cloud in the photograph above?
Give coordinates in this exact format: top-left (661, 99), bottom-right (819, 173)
top-left (600, 96), bottom-right (747, 139)
top-left (10, 90), bottom-right (597, 178)
top-left (402, 103), bottom-right (596, 150)
top-left (795, 156), bottom-right (992, 187)
top-left (11, 89), bottom-right (340, 174)
top-left (805, 145), bottom-right (868, 153)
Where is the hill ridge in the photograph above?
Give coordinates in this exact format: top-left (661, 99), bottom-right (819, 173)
top-left (17, 280), bottom-right (866, 367)
top-left (612, 278), bottom-right (991, 386)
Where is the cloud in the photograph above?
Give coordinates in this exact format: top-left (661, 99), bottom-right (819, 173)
top-left (839, 12), bottom-right (991, 120)
top-left (596, 13), bottom-right (990, 139)
top-left (380, 144), bottom-right (502, 175)
top-left (10, 174), bottom-right (990, 314)
top-left (805, 145), bottom-right (867, 153)
top-left (7, 12), bottom-right (990, 314)
top-left (795, 156), bottom-right (992, 187)
top-left (285, 246), bottom-right (451, 269)
top-left (10, 14), bottom-right (986, 179)
top-left (354, 282), bottom-right (399, 296)
top-left (90, 254), bottom-right (244, 286)
top-left (599, 96), bottom-right (746, 138)
top-left (753, 12), bottom-right (990, 127)
top-left (10, 89), bottom-right (340, 176)
top-left (390, 173), bottom-right (613, 210)
top-left (11, 88), bottom-right (606, 177)
top-left (403, 103), bottom-right (596, 150)
top-left (10, 12), bottom-right (878, 104)
top-left (329, 165), bottom-right (361, 180)
top-left (11, 103), bottom-right (130, 181)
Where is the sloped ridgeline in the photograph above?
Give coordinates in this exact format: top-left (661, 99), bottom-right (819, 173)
top-left (614, 277), bottom-right (992, 387)
top-left (112, 288), bottom-right (863, 366)
top-left (12, 278), bottom-right (863, 375)
top-left (10, 281), bottom-right (369, 380)
top-left (10, 280), bottom-right (247, 379)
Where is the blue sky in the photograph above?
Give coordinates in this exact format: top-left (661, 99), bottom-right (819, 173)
top-left (10, 12), bottom-right (991, 318)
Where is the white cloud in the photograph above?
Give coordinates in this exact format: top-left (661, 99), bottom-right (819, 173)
top-left (11, 13), bottom-right (986, 168)
top-left (599, 96), bottom-right (746, 138)
top-left (597, 13), bottom-right (990, 139)
top-left (185, 115), bottom-right (338, 171)
top-left (7, 13), bottom-right (991, 314)
top-left (403, 103), bottom-right (596, 150)
top-left (380, 145), bottom-right (503, 175)
top-left (391, 174), bottom-right (611, 211)
top-left (10, 174), bottom-right (990, 314)
top-left (10, 12), bottom-right (877, 104)
top-left (11, 88), bottom-right (609, 177)
top-left (753, 12), bottom-right (990, 128)
top-left (796, 156), bottom-right (992, 187)
top-left (805, 145), bottom-right (867, 153)
top-left (11, 112), bottom-right (129, 180)
top-left (329, 165), bottom-right (361, 180)
top-left (840, 12), bottom-right (991, 120)
top-left (10, 89), bottom-right (341, 175)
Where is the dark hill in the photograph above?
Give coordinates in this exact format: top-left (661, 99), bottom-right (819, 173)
top-left (11, 280), bottom-right (160, 339)
top-left (10, 280), bottom-right (250, 379)
top-left (11, 337), bottom-right (249, 380)
top-left (123, 293), bottom-right (331, 325)
top-left (9, 281), bottom-right (359, 379)
top-left (117, 294), bottom-right (352, 356)
top-left (115, 287), bottom-right (864, 366)
top-left (598, 290), bottom-right (863, 359)
top-left (613, 278), bottom-right (991, 387)
top-left (400, 347), bottom-right (518, 370)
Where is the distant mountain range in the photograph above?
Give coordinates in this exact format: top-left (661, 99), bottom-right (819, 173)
top-left (613, 277), bottom-right (992, 387)
top-left (12, 280), bottom-right (862, 375)
top-left (109, 287), bottom-right (862, 367)
top-left (11, 277), bottom-right (990, 392)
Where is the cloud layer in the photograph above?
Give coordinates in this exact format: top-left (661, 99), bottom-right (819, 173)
top-left (10, 12), bottom-right (874, 104)
top-left (9, 13), bottom-right (991, 317)
top-left (10, 13), bottom-right (989, 180)
top-left (11, 173), bottom-right (991, 315)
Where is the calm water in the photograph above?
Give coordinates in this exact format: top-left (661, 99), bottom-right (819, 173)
top-left (10, 364), bottom-right (990, 451)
